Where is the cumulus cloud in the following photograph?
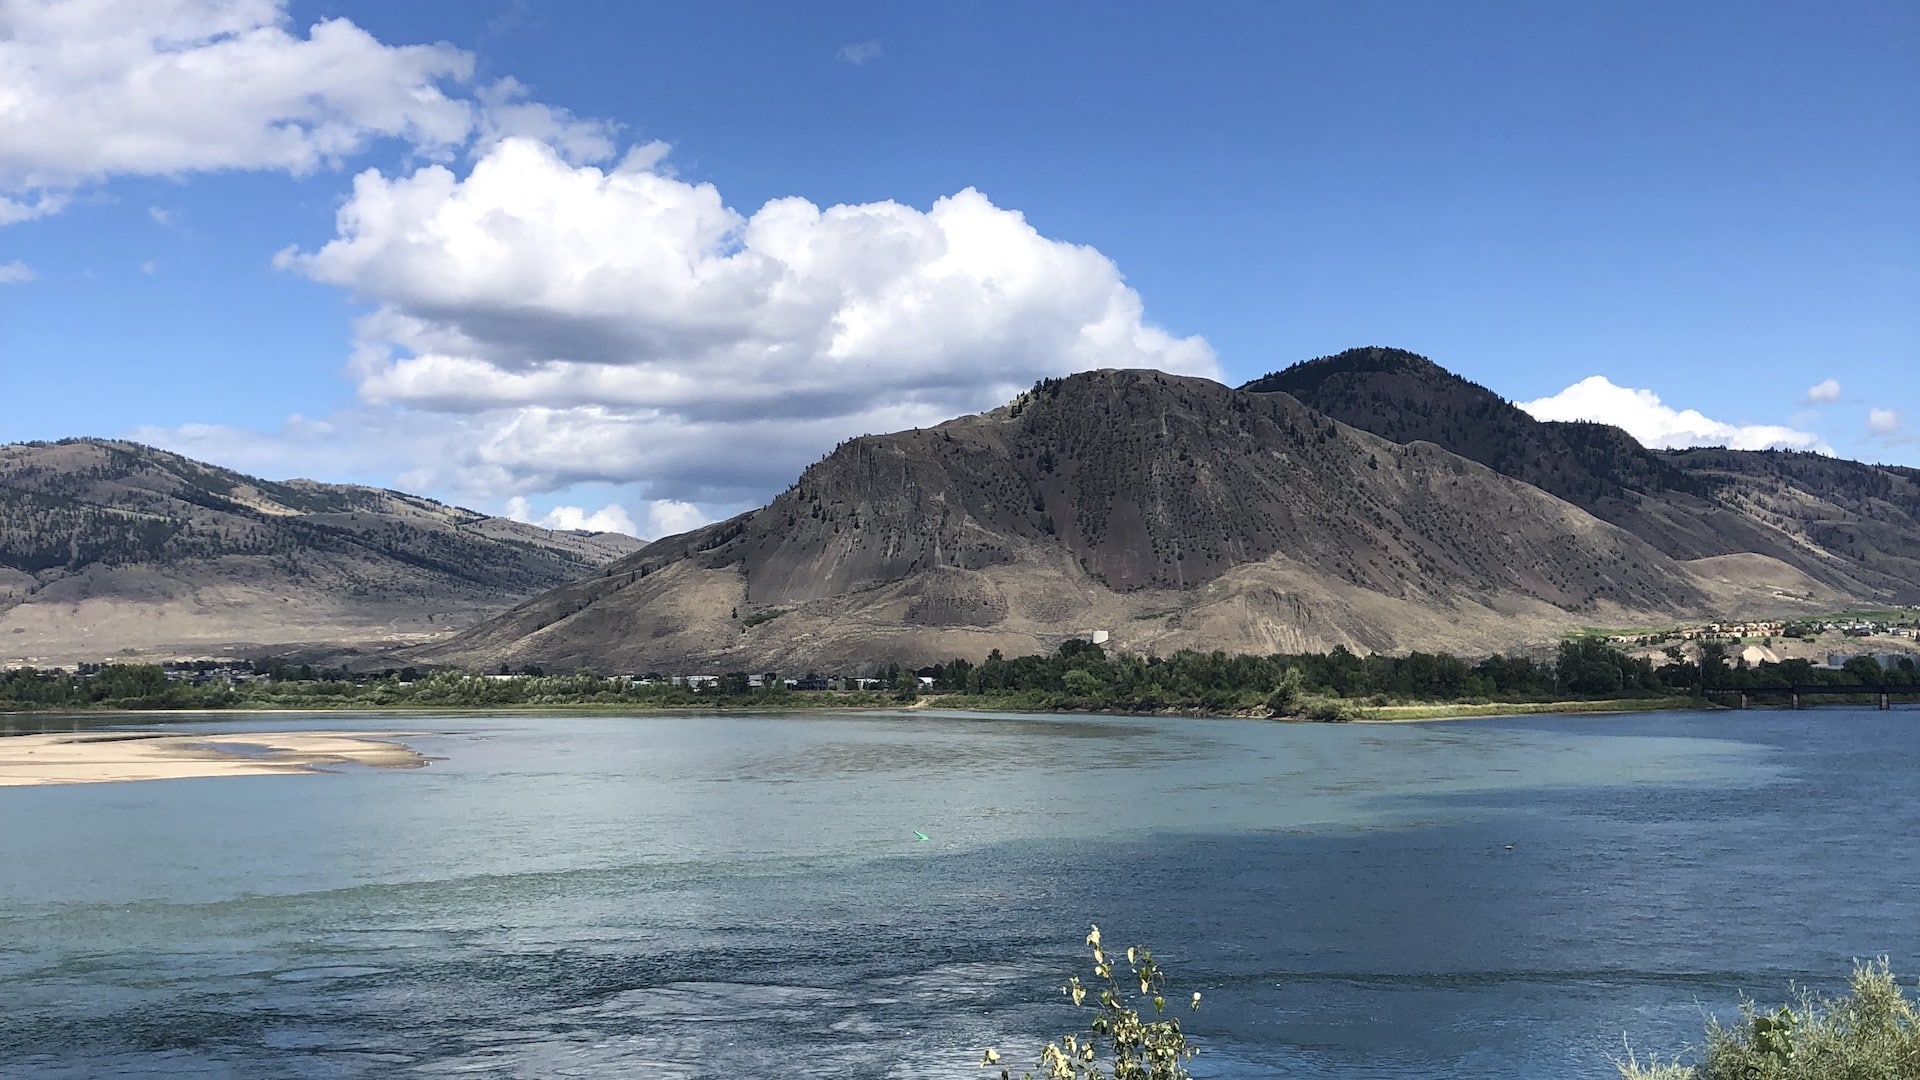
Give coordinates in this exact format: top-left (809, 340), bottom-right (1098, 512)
top-left (645, 500), bottom-right (712, 538)
top-left (0, 260), bottom-right (34, 283)
top-left (503, 496), bottom-right (638, 536)
top-left (1519, 376), bottom-right (1828, 452)
top-left (1868, 407), bottom-right (1903, 438)
top-left (1803, 378), bottom-right (1841, 404)
top-left (470, 76), bottom-right (619, 166)
top-left (837, 40), bottom-right (883, 65)
top-left (74, 5), bottom-right (1212, 522)
top-left (0, 0), bottom-right (613, 220)
top-left (257, 136), bottom-right (1215, 510)
top-left (133, 397), bottom-right (898, 510)
top-left (0, 1), bottom-right (471, 194)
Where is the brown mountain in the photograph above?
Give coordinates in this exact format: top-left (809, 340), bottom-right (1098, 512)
top-left (0, 439), bottom-right (645, 664)
top-left (1244, 346), bottom-right (1920, 603)
top-left (411, 368), bottom-right (1849, 675)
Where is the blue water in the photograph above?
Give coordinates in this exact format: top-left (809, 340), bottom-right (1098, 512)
top-left (1, 707), bottom-right (1915, 1078)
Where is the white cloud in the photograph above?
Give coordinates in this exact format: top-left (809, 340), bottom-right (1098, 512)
top-left (0, 259), bottom-right (34, 283)
top-left (837, 40), bottom-right (883, 65)
top-left (253, 136), bottom-right (1215, 511)
top-left (68, 6), bottom-right (1211, 523)
top-left (471, 76), bottom-right (618, 166)
top-left (1868, 407), bottom-right (1903, 437)
top-left (0, 2), bottom-right (474, 200)
top-left (147, 206), bottom-right (178, 226)
top-left (1802, 378), bottom-right (1841, 404)
top-left (645, 500), bottom-right (711, 538)
top-left (0, 191), bottom-right (67, 225)
top-left (0, 0), bottom-right (615, 222)
top-left (139, 259), bottom-right (158, 275)
top-left (1519, 375), bottom-right (1828, 452)
top-left (504, 495), bottom-right (638, 536)
top-left (131, 399), bottom-right (907, 511)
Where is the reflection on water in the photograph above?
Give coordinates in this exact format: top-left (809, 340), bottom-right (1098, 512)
top-left (0, 707), bottom-right (1915, 1078)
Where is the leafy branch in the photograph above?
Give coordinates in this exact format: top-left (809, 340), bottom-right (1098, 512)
top-left (983, 925), bottom-right (1202, 1080)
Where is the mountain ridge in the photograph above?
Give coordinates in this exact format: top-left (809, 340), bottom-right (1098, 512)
top-left (408, 365), bottom-right (1862, 675)
top-left (1243, 346), bottom-right (1920, 601)
top-left (0, 438), bottom-right (646, 664)
top-left (13, 348), bottom-right (1906, 674)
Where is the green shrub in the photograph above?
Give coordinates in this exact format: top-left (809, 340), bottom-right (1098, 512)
top-left (1618, 959), bottom-right (1919, 1079)
top-left (1303, 697), bottom-right (1354, 722)
top-left (983, 925), bottom-right (1202, 1080)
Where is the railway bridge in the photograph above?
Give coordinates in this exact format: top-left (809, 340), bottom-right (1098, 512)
top-left (1704, 684), bottom-right (1916, 710)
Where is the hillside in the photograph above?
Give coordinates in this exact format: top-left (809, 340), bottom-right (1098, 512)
top-left (409, 369), bottom-right (1841, 675)
top-left (0, 439), bottom-right (645, 663)
top-left (1244, 347), bottom-right (1920, 602)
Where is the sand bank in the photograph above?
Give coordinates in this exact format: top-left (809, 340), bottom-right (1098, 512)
top-left (0, 730), bottom-right (428, 787)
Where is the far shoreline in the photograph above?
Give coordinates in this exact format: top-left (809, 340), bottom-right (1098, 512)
top-left (2, 693), bottom-right (1731, 725)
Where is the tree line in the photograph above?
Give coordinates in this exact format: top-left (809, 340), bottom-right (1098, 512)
top-left (3, 637), bottom-right (1912, 714)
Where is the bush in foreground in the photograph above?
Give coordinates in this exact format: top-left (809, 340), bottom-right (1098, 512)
top-left (1618, 959), bottom-right (1919, 1079)
top-left (983, 926), bottom-right (1201, 1080)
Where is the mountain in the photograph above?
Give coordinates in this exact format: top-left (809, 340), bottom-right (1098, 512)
top-left (0, 439), bottom-right (645, 664)
top-left (1244, 347), bottom-right (1920, 602)
top-left (410, 368), bottom-right (1850, 676)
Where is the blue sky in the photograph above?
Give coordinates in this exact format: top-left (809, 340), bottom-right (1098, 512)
top-left (1, 0), bottom-right (1914, 536)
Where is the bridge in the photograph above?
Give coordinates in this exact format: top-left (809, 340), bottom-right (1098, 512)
top-left (1704, 684), bottom-right (1917, 710)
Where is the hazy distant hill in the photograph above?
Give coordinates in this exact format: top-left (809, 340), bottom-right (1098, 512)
top-left (0, 439), bottom-right (645, 663)
top-left (1245, 347), bottom-right (1920, 602)
top-left (411, 368), bottom-right (1849, 676)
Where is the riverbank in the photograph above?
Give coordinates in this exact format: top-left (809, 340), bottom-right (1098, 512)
top-left (2, 692), bottom-right (1721, 724)
top-left (1348, 696), bottom-right (1707, 722)
top-left (0, 730), bottom-right (428, 786)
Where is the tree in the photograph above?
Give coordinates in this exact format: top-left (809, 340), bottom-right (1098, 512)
top-left (983, 926), bottom-right (1202, 1080)
top-left (1062, 668), bottom-right (1105, 700)
top-left (1265, 667), bottom-right (1305, 714)
top-left (1697, 642), bottom-right (1730, 689)
top-left (1058, 638), bottom-right (1107, 665)
top-left (1843, 655), bottom-right (1887, 685)
top-left (938, 657), bottom-right (974, 691)
top-left (1556, 639), bottom-right (1626, 696)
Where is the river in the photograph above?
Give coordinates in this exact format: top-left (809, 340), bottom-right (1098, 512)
top-left (1, 707), bottom-right (1915, 1077)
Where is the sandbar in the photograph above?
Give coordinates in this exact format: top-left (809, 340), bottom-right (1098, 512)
top-left (0, 730), bottom-right (428, 787)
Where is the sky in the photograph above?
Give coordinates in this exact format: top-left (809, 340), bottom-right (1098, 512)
top-left (1, 0), bottom-right (1914, 538)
